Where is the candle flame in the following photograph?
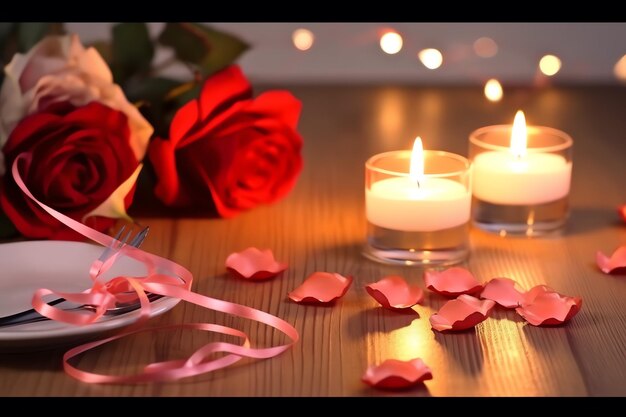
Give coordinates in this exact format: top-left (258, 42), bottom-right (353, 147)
top-left (510, 110), bottom-right (527, 158)
top-left (410, 137), bottom-right (425, 186)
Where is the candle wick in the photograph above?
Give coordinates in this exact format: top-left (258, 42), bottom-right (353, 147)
top-left (416, 179), bottom-right (421, 188)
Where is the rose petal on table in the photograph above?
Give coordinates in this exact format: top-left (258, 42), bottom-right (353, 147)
top-left (424, 267), bottom-right (483, 298)
top-left (430, 294), bottom-right (495, 332)
top-left (619, 205), bottom-right (626, 223)
top-left (480, 277), bottom-right (526, 308)
top-left (515, 285), bottom-right (582, 326)
top-left (225, 247), bottom-right (287, 280)
top-left (365, 275), bottom-right (424, 311)
top-left (288, 272), bottom-right (353, 304)
top-left (596, 246), bottom-right (626, 274)
top-left (362, 358), bottom-right (433, 390)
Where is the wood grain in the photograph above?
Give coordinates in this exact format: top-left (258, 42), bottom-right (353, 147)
top-left (1, 86), bottom-right (625, 396)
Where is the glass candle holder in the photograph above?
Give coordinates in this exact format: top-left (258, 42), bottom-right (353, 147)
top-left (469, 124), bottom-right (573, 236)
top-left (364, 150), bottom-right (471, 266)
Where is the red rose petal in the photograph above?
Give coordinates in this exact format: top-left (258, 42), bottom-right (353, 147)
top-left (169, 99), bottom-right (199, 144)
top-left (365, 275), bottom-right (424, 311)
top-left (430, 295), bottom-right (495, 332)
top-left (619, 205), bottom-right (626, 223)
top-left (198, 65), bottom-right (252, 121)
top-left (362, 358), bottom-right (433, 390)
top-left (480, 278), bottom-right (526, 308)
top-left (424, 267), bottom-right (483, 298)
top-left (248, 91), bottom-right (302, 129)
top-left (288, 272), bottom-right (352, 304)
top-left (515, 285), bottom-right (582, 326)
top-left (597, 246), bottom-right (626, 274)
top-left (148, 138), bottom-right (185, 206)
top-left (225, 247), bottom-right (287, 280)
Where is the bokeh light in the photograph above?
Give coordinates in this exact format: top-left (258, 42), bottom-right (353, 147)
top-left (614, 54), bottom-right (626, 82)
top-left (484, 79), bottom-right (503, 102)
top-left (418, 48), bottom-right (443, 70)
top-left (539, 54), bottom-right (562, 76)
top-left (292, 28), bottom-right (314, 51)
top-left (380, 31), bottom-right (403, 55)
top-left (473, 37), bottom-right (498, 58)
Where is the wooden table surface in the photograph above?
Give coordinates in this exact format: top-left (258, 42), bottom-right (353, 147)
top-left (1, 85), bottom-right (626, 397)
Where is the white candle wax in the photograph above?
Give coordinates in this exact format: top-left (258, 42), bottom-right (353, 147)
top-left (472, 151), bottom-right (572, 205)
top-left (366, 177), bottom-right (471, 232)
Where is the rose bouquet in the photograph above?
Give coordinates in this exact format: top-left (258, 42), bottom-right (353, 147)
top-left (0, 23), bottom-right (303, 240)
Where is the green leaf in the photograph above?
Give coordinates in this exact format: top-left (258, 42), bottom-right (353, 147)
top-left (125, 77), bottom-right (183, 104)
top-left (170, 82), bottom-right (201, 108)
top-left (0, 22), bottom-right (17, 67)
top-left (0, 211), bottom-right (17, 238)
top-left (158, 23), bottom-right (205, 64)
top-left (112, 23), bottom-right (154, 84)
top-left (124, 77), bottom-right (189, 138)
top-left (0, 23), bottom-right (15, 47)
top-left (17, 22), bottom-right (51, 52)
top-left (158, 23), bottom-right (248, 76)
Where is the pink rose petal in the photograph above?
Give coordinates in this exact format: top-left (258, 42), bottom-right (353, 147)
top-left (619, 205), bottom-right (626, 223)
top-left (424, 267), bottom-right (483, 298)
top-left (288, 272), bottom-right (353, 304)
top-left (515, 285), bottom-right (582, 326)
top-left (365, 275), bottom-right (424, 311)
top-left (362, 358), bottom-right (433, 390)
top-left (597, 246), bottom-right (626, 274)
top-left (225, 247), bottom-right (287, 280)
top-left (480, 278), bottom-right (526, 308)
top-left (430, 294), bottom-right (495, 332)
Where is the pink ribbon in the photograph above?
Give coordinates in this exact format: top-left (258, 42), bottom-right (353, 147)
top-left (11, 154), bottom-right (299, 383)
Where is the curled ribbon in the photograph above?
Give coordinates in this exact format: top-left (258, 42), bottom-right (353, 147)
top-left (11, 154), bottom-right (299, 383)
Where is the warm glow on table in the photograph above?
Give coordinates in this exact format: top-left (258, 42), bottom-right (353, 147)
top-left (1, 85), bottom-right (624, 398)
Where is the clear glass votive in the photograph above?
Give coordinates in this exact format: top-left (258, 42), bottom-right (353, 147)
top-left (469, 124), bottom-right (573, 236)
top-left (364, 150), bottom-right (472, 266)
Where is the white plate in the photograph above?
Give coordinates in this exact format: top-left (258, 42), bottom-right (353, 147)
top-left (0, 240), bottom-right (180, 351)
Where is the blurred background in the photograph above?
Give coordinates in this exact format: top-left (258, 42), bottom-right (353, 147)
top-left (67, 22), bottom-right (626, 86)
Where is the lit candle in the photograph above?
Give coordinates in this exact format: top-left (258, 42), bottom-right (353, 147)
top-left (469, 110), bottom-right (573, 235)
top-left (364, 138), bottom-right (471, 265)
top-left (366, 138), bottom-right (471, 231)
top-left (472, 111), bottom-right (572, 205)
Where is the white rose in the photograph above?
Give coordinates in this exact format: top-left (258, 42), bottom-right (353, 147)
top-left (0, 33), bottom-right (153, 176)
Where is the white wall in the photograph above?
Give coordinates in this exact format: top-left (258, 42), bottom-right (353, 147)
top-left (66, 23), bottom-right (626, 84)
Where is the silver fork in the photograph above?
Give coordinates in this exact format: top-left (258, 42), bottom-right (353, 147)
top-left (94, 224), bottom-right (150, 276)
top-left (0, 225), bottom-right (151, 328)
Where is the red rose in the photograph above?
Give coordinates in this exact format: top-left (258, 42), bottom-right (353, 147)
top-left (148, 65), bottom-right (303, 217)
top-left (0, 102), bottom-right (139, 240)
